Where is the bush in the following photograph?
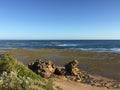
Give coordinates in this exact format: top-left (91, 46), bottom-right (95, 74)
top-left (0, 54), bottom-right (56, 90)
top-left (0, 71), bottom-right (45, 90)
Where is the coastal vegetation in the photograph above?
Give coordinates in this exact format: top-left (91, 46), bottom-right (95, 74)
top-left (0, 54), bottom-right (55, 90)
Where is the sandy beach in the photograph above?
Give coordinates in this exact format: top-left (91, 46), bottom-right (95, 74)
top-left (54, 76), bottom-right (119, 90)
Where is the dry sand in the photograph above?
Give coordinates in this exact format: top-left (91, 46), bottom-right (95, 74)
top-left (54, 76), bottom-right (119, 90)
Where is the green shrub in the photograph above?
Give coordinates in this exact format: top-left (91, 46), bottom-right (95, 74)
top-left (0, 54), bottom-right (56, 90)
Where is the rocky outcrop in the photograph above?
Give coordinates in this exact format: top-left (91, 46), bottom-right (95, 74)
top-left (90, 79), bottom-right (120, 89)
top-left (54, 66), bottom-right (66, 75)
top-left (28, 59), bottom-right (120, 89)
top-left (28, 59), bottom-right (90, 83)
top-left (65, 60), bottom-right (79, 76)
top-left (28, 59), bottom-right (55, 78)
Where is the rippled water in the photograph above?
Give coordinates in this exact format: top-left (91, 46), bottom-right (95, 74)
top-left (1, 40), bottom-right (120, 53)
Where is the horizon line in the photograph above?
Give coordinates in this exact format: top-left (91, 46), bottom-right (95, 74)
top-left (0, 39), bottom-right (120, 40)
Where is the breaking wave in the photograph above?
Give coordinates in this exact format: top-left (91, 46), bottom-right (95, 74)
top-left (77, 48), bottom-right (120, 53)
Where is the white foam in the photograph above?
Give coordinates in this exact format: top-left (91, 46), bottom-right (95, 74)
top-left (110, 48), bottom-right (120, 52)
top-left (57, 44), bottom-right (77, 47)
top-left (76, 48), bottom-right (120, 53)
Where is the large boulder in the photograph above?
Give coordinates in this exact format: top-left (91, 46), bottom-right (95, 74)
top-left (28, 59), bottom-right (55, 78)
top-left (65, 60), bottom-right (79, 76)
top-left (54, 66), bottom-right (66, 75)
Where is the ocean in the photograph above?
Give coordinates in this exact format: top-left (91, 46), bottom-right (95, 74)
top-left (0, 40), bottom-right (120, 53)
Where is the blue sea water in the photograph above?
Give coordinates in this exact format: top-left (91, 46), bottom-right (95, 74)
top-left (0, 40), bottom-right (120, 53)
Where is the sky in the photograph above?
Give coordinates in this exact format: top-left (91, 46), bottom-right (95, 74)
top-left (0, 0), bottom-right (120, 40)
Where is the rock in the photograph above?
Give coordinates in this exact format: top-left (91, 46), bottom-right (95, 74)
top-left (66, 76), bottom-right (76, 81)
top-left (72, 67), bottom-right (79, 75)
top-left (76, 78), bottom-right (82, 83)
top-left (28, 63), bottom-right (32, 69)
top-left (105, 83), bottom-right (114, 89)
top-left (36, 70), bottom-right (41, 74)
top-left (54, 66), bottom-right (66, 75)
top-left (112, 84), bottom-right (119, 88)
top-left (65, 60), bottom-right (79, 75)
top-left (28, 59), bottom-right (55, 78)
top-left (75, 74), bottom-right (83, 82)
top-left (64, 60), bottom-right (94, 84)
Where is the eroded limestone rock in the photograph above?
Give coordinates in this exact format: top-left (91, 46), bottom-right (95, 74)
top-left (28, 59), bottom-right (55, 78)
top-left (65, 60), bottom-right (79, 75)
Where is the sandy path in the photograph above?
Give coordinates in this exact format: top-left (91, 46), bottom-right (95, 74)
top-left (54, 78), bottom-right (119, 90)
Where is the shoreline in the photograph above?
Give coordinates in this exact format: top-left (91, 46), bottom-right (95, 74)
top-left (0, 48), bottom-right (120, 81)
top-left (1, 48), bottom-right (120, 54)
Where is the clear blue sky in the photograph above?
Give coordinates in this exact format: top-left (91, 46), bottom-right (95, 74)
top-left (0, 0), bottom-right (120, 40)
